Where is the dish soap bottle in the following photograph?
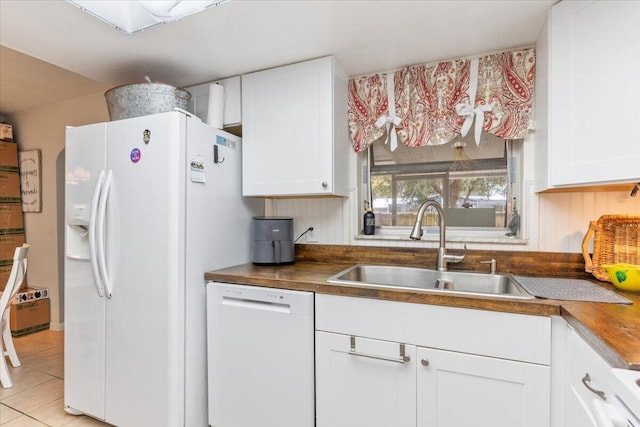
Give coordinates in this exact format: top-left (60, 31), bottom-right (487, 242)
top-left (506, 197), bottom-right (520, 237)
top-left (363, 201), bottom-right (375, 235)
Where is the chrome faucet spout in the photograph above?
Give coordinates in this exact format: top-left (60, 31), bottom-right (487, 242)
top-left (409, 200), bottom-right (466, 271)
top-left (409, 200), bottom-right (445, 245)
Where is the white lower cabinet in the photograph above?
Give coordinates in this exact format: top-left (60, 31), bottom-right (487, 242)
top-left (564, 326), bottom-right (613, 427)
top-left (417, 347), bottom-right (550, 427)
top-left (315, 295), bottom-right (552, 427)
top-left (315, 332), bottom-right (417, 427)
top-left (565, 392), bottom-right (598, 427)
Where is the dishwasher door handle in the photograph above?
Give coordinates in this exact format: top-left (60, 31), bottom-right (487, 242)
top-left (221, 296), bottom-right (291, 313)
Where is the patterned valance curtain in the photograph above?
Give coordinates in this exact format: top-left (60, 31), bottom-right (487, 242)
top-left (347, 48), bottom-right (535, 153)
top-left (347, 73), bottom-right (390, 153)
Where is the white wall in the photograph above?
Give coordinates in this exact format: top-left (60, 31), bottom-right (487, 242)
top-left (9, 92), bottom-right (109, 329)
top-left (536, 191), bottom-right (640, 252)
top-left (265, 188), bottom-right (640, 254)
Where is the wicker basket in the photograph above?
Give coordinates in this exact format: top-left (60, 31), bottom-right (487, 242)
top-left (582, 214), bottom-right (640, 282)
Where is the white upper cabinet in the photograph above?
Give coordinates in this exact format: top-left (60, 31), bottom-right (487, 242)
top-left (241, 56), bottom-right (349, 197)
top-left (535, 0), bottom-right (640, 191)
top-left (187, 76), bottom-right (242, 127)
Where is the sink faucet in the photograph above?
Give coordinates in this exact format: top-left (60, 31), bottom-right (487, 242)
top-left (409, 200), bottom-right (466, 271)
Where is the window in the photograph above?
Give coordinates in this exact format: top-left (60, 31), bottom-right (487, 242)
top-left (364, 132), bottom-right (520, 234)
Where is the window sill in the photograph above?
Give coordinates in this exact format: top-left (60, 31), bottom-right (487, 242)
top-left (354, 227), bottom-right (528, 245)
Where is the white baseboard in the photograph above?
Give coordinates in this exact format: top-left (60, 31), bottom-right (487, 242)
top-left (50, 322), bottom-right (64, 331)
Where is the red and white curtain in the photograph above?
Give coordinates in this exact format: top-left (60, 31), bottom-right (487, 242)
top-left (347, 48), bottom-right (535, 153)
top-left (347, 73), bottom-right (389, 153)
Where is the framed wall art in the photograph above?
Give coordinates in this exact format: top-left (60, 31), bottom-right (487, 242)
top-left (19, 149), bottom-right (42, 212)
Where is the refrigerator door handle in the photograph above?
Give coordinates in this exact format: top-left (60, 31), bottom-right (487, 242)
top-left (97, 169), bottom-right (113, 299)
top-left (89, 170), bottom-right (105, 297)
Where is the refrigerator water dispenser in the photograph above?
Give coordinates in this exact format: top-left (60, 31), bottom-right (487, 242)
top-left (65, 204), bottom-right (91, 260)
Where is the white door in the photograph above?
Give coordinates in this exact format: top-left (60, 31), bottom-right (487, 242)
top-left (565, 387), bottom-right (599, 427)
top-left (103, 112), bottom-right (186, 426)
top-left (417, 347), bottom-right (550, 427)
top-left (564, 327), bottom-right (613, 427)
top-left (242, 57), bottom-right (334, 196)
top-left (64, 123), bottom-right (107, 419)
top-left (315, 331), bottom-right (417, 427)
top-left (550, 0), bottom-right (640, 186)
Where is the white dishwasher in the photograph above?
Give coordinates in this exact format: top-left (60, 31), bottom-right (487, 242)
top-left (206, 282), bottom-right (315, 427)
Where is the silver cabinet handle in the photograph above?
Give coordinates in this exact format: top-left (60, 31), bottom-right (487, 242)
top-left (421, 358), bottom-right (430, 367)
top-left (321, 181), bottom-right (328, 189)
top-left (347, 336), bottom-right (410, 364)
top-left (582, 373), bottom-right (606, 400)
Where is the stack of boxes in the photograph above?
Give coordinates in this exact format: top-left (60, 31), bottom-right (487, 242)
top-left (0, 126), bottom-right (27, 284)
top-left (0, 122), bottom-right (49, 336)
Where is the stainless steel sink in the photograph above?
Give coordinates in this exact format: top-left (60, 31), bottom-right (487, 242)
top-left (327, 264), bottom-right (534, 300)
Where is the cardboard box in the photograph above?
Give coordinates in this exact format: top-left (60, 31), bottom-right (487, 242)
top-left (0, 234), bottom-right (27, 292)
top-left (0, 171), bottom-right (21, 202)
top-left (0, 261), bottom-right (14, 292)
top-left (10, 298), bottom-right (50, 337)
top-left (0, 203), bottom-right (25, 233)
top-left (0, 123), bottom-right (13, 142)
top-left (0, 141), bottom-right (18, 167)
top-left (0, 233), bottom-right (25, 261)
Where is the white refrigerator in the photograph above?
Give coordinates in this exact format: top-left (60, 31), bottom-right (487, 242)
top-left (63, 110), bottom-right (262, 427)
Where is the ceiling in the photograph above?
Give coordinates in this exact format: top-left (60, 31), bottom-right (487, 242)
top-left (0, 0), bottom-right (555, 116)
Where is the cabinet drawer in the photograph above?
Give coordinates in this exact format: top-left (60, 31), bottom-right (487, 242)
top-left (316, 294), bottom-right (551, 365)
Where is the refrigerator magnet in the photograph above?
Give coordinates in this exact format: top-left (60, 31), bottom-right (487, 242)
top-left (190, 154), bottom-right (206, 183)
top-left (130, 148), bottom-right (142, 163)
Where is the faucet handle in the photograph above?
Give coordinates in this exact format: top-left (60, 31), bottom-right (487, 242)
top-left (480, 259), bottom-right (497, 274)
top-left (443, 243), bottom-right (467, 264)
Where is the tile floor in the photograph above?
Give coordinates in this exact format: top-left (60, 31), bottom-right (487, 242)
top-left (1, 329), bottom-right (111, 426)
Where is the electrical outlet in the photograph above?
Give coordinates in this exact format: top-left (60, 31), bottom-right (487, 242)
top-left (306, 226), bottom-right (318, 242)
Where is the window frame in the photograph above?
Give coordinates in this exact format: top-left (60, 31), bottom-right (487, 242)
top-left (358, 139), bottom-right (524, 242)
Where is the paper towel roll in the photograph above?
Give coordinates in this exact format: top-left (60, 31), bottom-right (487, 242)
top-left (207, 83), bottom-right (224, 129)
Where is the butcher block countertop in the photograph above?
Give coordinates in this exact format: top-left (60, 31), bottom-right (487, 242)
top-left (204, 245), bottom-right (640, 371)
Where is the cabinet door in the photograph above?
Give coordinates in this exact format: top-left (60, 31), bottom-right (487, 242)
top-left (417, 347), bottom-right (550, 427)
top-left (315, 332), bottom-right (417, 427)
top-left (565, 387), bottom-right (599, 427)
top-left (565, 327), bottom-right (612, 427)
top-left (549, 0), bottom-right (640, 186)
top-left (242, 57), bottom-right (336, 196)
